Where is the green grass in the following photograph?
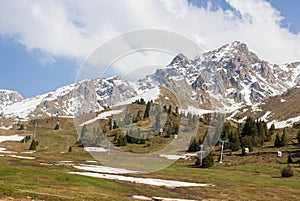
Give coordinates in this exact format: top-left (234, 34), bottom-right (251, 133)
top-left (0, 116), bottom-right (300, 200)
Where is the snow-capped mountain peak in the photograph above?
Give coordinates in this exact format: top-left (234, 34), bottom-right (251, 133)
top-left (0, 90), bottom-right (23, 108)
top-left (1, 41), bottom-right (300, 119)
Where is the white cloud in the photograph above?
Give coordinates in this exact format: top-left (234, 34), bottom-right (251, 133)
top-left (0, 0), bottom-right (299, 68)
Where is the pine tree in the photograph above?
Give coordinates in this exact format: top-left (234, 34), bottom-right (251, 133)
top-left (140, 98), bottom-right (145, 105)
top-left (53, 123), bottom-right (60, 130)
top-left (230, 132), bottom-right (240, 151)
top-left (167, 105), bottom-right (172, 115)
top-left (18, 124), bottom-right (25, 130)
top-left (196, 152), bottom-right (214, 168)
top-left (188, 136), bottom-right (199, 152)
top-left (280, 129), bottom-right (288, 147)
top-left (287, 152), bottom-right (293, 164)
top-left (80, 124), bottom-right (88, 143)
top-left (269, 123), bottom-right (275, 135)
top-left (143, 101), bottom-right (151, 118)
top-left (154, 106), bottom-right (161, 133)
top-left (113, 120), bottom-right (118, 129)
top-left (274, 133), bottom-right (280, 147)
top-left (29, 139), bottom-right (38, 150)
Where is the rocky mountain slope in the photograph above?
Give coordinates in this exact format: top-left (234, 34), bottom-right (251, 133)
top-left (141, 41), bottom-right (300, 111)
top-left (0, 90), bottom-right (23, 113)
top-left (1, 41), bottom-right (300, 120)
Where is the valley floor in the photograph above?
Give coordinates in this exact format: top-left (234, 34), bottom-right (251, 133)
top-left (0, 119), bottom-right (299, 201)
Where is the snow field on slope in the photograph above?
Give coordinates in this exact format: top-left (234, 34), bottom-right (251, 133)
top-left (69, 172), bottom-right (214, 188)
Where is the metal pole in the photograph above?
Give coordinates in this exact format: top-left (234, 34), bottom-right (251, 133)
top-left (108, 141), bottom-right (111, 155)
top-left (220, 141), bottom-right (224, 163)
top-left (200, 144), bottom-right (203, 167)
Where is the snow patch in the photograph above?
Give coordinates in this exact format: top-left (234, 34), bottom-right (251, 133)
top-left (267, 115), bottom-right (300, 129)
top-left (260, 111), bottom-right (271, 121)
top-left (159, 154), bottom-right (185, 160)
top-left (0, 125), bottom-right (12, 130)
top-left (73, 164), bottom-right (141, 174)
top-left (0, 134), bottom-right (24, 143)
top-left (84, 147), bottom-right (108, 153)
top-left (10, 155), bottom-right (35, 160)
top-left (181, 106), bottom-right (212, 116)
top-left (79, 109), bottom-right (124, 126)
top-left (0, 147), bottom-right (16, 154)
top-left (116, 86), bottom-right (160, 105)
top-left (69, 172), bottom-right (214, 188)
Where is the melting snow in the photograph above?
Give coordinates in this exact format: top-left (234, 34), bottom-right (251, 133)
top-left (79, 109), bottom-right (124, 126)
top-left (69, 172), bottom-right (214, 188)
top-left (181, 106), bottom-right (212, 116)
top-left (84, 147), bottom-right (108, 152)
top-left (260, 111), bottom-right (271, 121)
top-left (159, 154), bottom-right (185, 160)
top-left (10, 155), bottom-right (35, 160)
top-left (116, 86), bottom-right (160, 105)
top-left (267, 115), bottom-right (300, 129)
top-left (0, 134), bottom-right (24, 143)
top-left (0, 147), bottom-right (16, 154)
top-left (73, 164), bottom-right (141, 174)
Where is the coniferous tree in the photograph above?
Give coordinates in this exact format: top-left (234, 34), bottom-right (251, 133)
top-left (188, 136), bottom-right (199, 152)
top-left (53, 123), bottom-right (60, 130)
top-left (196, 152), bottom-right (214, 168)
top-left (29, 139), bottom-right (38, 150)
top-left (230, 131), bottom-right (240, 151)
top-left (80, 124), bottom-right (88, 143)
top-left (287, 152), bottom-right (293, 164)
top-left (167, 105), bottom-right (172, 115)
top-left (143, 101), bottom-right (151, 118)
top-left (280, 129), bottom-right (288, 147)
top-left (274, 133), bottom-right (280, 147)
top-left (154, 106), bottom-right (161, 133)
top-left (18, 124), bottom-right (25, 130)
top-left (269, 123), bottom-right (275, 135)
top-left (113, 120), bottom-right (118, 129)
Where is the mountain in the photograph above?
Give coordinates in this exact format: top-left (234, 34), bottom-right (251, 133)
top-left (228, 86), bottom-right (300, 128)
top-left (0, 77), bottom-right (154, 119)
top-left (140, 41), bottom-right (300, 111)
top-left (1, 41), bottom-right (300, 120)
top-left (0, 90), bottom-right (23, 112)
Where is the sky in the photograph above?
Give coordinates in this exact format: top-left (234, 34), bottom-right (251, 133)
top-left (0, 0), bottom-right (300, 98)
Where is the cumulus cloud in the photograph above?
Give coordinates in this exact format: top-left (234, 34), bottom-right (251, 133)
top-left (0, 0), bottom-right (299, 67)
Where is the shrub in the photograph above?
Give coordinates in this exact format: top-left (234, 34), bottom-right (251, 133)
top-left (281, 166), bottom-right (294, 178)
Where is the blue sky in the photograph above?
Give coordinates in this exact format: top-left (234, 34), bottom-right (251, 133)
top-left (0, 0), bottom-right (299, 98)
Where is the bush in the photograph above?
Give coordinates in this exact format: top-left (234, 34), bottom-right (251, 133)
top-left (68, 146), bottom-right (72, 152)
top-left (281, 166), bottom-right (294, 178)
